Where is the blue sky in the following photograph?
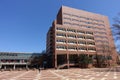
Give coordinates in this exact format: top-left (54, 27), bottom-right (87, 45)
top-left (0, 0), bottom-right (120, 53)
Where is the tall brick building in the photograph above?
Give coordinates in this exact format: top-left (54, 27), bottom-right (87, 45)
top-left (46, 6), bottom-right (117, 68)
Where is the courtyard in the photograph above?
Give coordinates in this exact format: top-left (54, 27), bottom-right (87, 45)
top-left (0, 66), bottom-right (120, 80)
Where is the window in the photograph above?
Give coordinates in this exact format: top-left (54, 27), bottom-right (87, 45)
top-left (77, 30), bottom-right (85, 34)
top-left (77, 36), bottom-right (85, 39)
top-left (68, 47), bottom-right (77, 51)
top-left (67, 35), bottom-right (76, 38)
top-left (63, 13), bottom-right (104, 24)
top-left (63, 17), bottom-right (71, 21)
top-left (68, 40), bottom-right (77, 44)
top-left (67, 29), bottom-right (76, 33)
top-left (78, 47), bottom-right (87, 51)
top-left (78, 41), bottom-right (86, 45)
top-left (56, 33), bottom-right (66, 37)
top-left (63, 13), bottom-right (71, 16)
top-left (87, 42), bottom-right (95, 46)
top-left (86, 36), bottom-right (94, 40)
top-left (56, 39), bottom-right (66, 43)
top-left (86, 31), bottom-right (93, 35)
top-left (64, 22), bottom-right (72, 25)
top-left (72, 19), bottom-right (79, 22)
top-left (86, 26), bottom-right (92, 28)
top-left (56, 27), bottom-right (66, 31)
top-left (94, 31), bottom-right (107, 35)
top-left (56, 46), bottom-right (67, 50)
top-left (88, 47), bottom-right (96, 51)
top-left (95, 35), bottom-right (108, 39)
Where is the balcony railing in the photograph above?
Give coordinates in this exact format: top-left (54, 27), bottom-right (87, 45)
top-left (87, 44), bottom-right (95, 46)
top-left (0, 62), bottom-right (29, 65)
top-left (77, 32), bottom-right (85, 34)
top-left (68, 43), bottom-right (77, 45)
top-left (86, 39), bottom-right (94, 41)
top-left (56, 48), bottom-right (67, 50)
top-left (67, 31), bottom-right (76, 33)
top-left (68, 49), bottom-right (77, 51)
top-left (88, 50), bottom-right (96, 52)
top-left (78, 44), bottom-right (86, 45)
top-left (56, 35), bottom-right (66, 38)
top-left (56, 42), bottom-right (66, 44)
top-left (86, 34), bottom-right (93, 36)
top-left (78, 50), bottom-right (87, 51)
top-left (67, 37), bottom-right (76, 39)
top-left (56, 29), bottom-right (66, 32)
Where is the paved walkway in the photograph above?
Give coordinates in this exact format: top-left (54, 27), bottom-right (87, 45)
top-left (0, 70), bottom-right (40, 80)
top-left (40, 66), bottom-right (120, 80)
top-left (0, 66), bottom-right (120, 80)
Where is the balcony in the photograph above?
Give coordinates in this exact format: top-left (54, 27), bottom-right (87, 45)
top-left (78, 41), bottom-right (86, 45)
top-left (88, 47), bottom-right (96, 52)
top-left (56, 36), bottom-right (66, 38)
top-left (68, 47), bottom-right (77, 51)
top-left (56, 39), bottom-right (66, 44)
top-left (87, 44), bottom-right (95, 46)
top-left (78, 33), bottom-right (85, 35)
top-left (68, 41), bottom-right (77, 45)
top-left (56, 48), bottom-right (67, 50)
top-left (86, 32), bottom-right (93, 36)
top-left (67, 35), bottom-right (76, 39)
top-left (86, 37), bottom-right (94, 41)
top-left (56, 46), bottom-right (67, 51)
top-left (56, 42), bottom-right (66, 44)
top-left (68, 49), bottom-right (77, 51)
top-left (67, 29), bottom-right (76, 33)
top-left (77, 31), bottom-right (85, 34)
top-left (67, 37), bottom-right (76, 39)
top-left (68, 43), bottom-right (77, 45)
top-left (56, 27), bottom-right (66, 32)
top-left (86, 34), bottom-right (93, 36)
top-left (87, 42), bottom-right (95, 46)
top-left (78, 44), bottom-right (86, 45)
top-left (78, 38), bottom-right (85, 40)
top-left (78, 50), bottom-right (87, 51)
top-left (88, 50), bottom-right (96, 52)
top-left (78, 47), bottom-right (87, 52)
top-left (56, 34), bottom-right (66, 38)
top-left (77, 36), bottom-right (85, 40)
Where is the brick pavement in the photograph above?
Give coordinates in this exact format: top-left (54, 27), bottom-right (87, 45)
top-left (0, 66), bottom-right (120, 80)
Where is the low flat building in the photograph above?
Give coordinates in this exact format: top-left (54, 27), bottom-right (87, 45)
top-left (0, 52), bottom-right (40, 70)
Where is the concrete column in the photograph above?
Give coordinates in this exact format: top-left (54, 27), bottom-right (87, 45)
top-left (26, 65), bottom-right (28, 69)
top-left (67, 53), bottom-right (70, 69)
top-left (55, 54), bottom-right (57, 69)
top-left (0, 59), bottom-right (2, 69)
top-left (13, 65), bottom-right (16, 70)
top-left (0, 65), bottom-right (2, 69)
top-left (4, 66), bottom-right (6, 70)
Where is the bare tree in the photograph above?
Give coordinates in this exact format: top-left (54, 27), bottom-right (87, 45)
top-left (100, 43), bottom-right (109, 67)
top-left (95, 43), bottom-right (113, 68)
top-left (112, 13), bottom-right (120, 51)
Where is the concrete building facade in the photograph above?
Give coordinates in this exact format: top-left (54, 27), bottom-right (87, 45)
top-left (0, 52), bottom-right (40, 70)
top-left (46, 6), bottom-right (117, 69)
